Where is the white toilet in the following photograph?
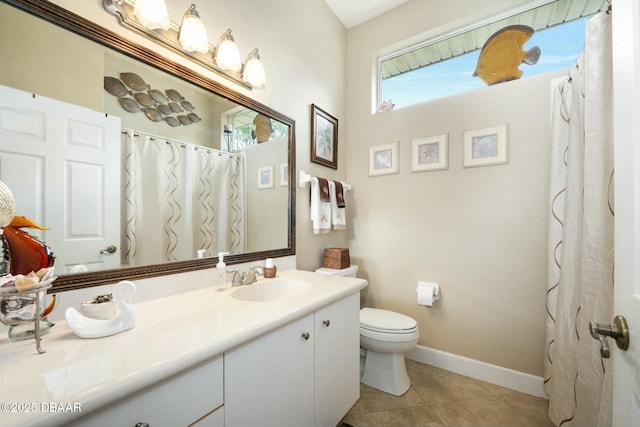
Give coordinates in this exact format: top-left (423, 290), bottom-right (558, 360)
top-left (315, 265), bottom-right (419, 396)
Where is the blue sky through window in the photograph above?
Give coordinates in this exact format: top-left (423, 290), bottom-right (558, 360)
top-left (381, 18), bottom-right (588, 108)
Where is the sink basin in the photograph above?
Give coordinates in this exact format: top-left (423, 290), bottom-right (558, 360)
top-left (231, 280), bottom-right (312, 302)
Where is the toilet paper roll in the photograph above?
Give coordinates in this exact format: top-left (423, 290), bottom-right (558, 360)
top-left (416, 281), bottom-right (440, 306)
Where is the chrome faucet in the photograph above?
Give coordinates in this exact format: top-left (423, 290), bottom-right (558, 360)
top-left (231, 266), bottom-right (264, 287)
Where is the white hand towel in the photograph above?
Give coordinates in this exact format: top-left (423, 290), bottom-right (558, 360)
top-left (329, 180), bottom-right (346, 230)
top-left (310, 177), bottom-right (331, 234)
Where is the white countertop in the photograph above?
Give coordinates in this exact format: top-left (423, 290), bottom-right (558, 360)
top-left (0, 269), bottom-right (367, 427)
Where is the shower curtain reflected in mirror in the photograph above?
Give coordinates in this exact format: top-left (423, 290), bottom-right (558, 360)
top-left (121, 129), bottom-right (245, 266)
top-left (545, 11), bottom-right (613, 427)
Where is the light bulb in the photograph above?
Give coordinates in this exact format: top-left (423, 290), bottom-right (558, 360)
top-left (179, 5), bottom-right (209, 53)
top-left (242, 50), bottom-right (266, 88)
top-left (133, 0), bottom-right (170, 30)
top-left (215, 30), bottom-right (242, 73)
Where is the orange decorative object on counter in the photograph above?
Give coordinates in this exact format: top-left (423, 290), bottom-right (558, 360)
top-left (0, 179), bottom-right (55, 276)
top-left (2, 216), bottom-right (55, 275)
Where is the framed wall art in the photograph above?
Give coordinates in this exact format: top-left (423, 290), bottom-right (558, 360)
top-left (411, 134), bottom-right (448, 172)
top-left (280, 162), bottom-right (288, 187)
top-left (310, 104), bottom-right (338, 169)
top-left (369, 141), bottom-right (399, 176)
top-left (258, 165), bottom-right (274, 189)
top-left (463, 125), bottom-right (508, 167)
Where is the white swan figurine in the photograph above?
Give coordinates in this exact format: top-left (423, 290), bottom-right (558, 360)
top-left (65, 280), bottom-right (137, 339)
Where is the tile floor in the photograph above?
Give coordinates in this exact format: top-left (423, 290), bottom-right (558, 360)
top-left (340, 360), bottom-right (555, 427)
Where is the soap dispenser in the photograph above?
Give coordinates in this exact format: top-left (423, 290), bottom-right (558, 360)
top-left (215, 252), bottom-right (230, 291)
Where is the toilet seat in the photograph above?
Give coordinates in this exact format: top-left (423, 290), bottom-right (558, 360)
top-left (360, 308), bottom-right (417, 334)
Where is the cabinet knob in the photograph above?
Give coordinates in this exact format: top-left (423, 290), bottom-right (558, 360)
top-left (301, 331), bottom-right (310, 341)
top-left (135, 423), bottom-right (150, 427)
top-left (322, 319), bottom-right (330, 327)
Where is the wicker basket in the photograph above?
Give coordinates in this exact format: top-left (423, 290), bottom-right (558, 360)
top-left (263, 266), bottom-right (277, 278)
top-left (322, 248), bottom-right (350, 269)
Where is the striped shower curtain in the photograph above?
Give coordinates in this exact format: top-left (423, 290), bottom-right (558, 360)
top-left (544, 12), bottom-right (614, 427)
top-left (121, 129), bottom-right (245, 266)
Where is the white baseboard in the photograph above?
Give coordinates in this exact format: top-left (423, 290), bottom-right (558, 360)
top-left (405, 345), bottom-right (548, 399)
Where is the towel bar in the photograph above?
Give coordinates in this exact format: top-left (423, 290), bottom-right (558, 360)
top-left (298, 170), bottom-right (352, 191)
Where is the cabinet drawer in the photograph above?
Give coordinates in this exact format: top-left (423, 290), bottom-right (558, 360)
top-left (68, 355), bottom-right (223, 427)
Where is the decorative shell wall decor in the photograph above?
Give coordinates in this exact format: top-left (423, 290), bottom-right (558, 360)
top-left (120, 72), bottom-right (149, 91)
top-left (165, 89), bottom-right (184, 102)
top-left (181, 100), bottom-right (195, 111)
top-left (104, 77), bottom-right (131, 97)
top-left (133, 92), bottom-right (155, 107)
top-left (177, 115), bottom-right (192, 125)
top-left (103, 72), bottom-right (200, 127)
top-left (148, 89), bottom-right (167, 104)
top-left (165, 117), bottom-right (180, 127)
top-left (169, 102), bottom-right (183, 113)
top-left (143, 108), bottom-right (164, 122)
top-left (118, 98), bottom-right (141, 113)
top-left (157, 104), bottom-right (172, 116)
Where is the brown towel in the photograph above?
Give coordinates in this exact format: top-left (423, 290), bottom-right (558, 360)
top-left (334, 181), bottom-right (346, 208)
top-left (317, 177), bottom-right (331, 202)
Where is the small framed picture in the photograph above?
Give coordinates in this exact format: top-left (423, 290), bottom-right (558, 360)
top-left (411, 134), bottom-right (448, 172)
top-left (280, 162), bottom-right (288, 187)
top-left (310, 104), bottom-right (338, 169)
top-left (369, 141), bottom-right (399, 176)
top-left (258, 165), bottom-right (274, 189)
top-left (463, 125), bottom-right (508, 167)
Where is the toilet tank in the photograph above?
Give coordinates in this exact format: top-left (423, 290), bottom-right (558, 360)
top-left (315, 264), bottom-right (358, 278)
top-left (316, 264), bottom-right (367, 308)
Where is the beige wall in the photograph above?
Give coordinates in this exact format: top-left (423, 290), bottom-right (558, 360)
top-left (245, 138), bottom-right (289, 252)
top-left (0, 3), bottom-right (104, 110)
top-left (346, 0), bottom-right (560, 376)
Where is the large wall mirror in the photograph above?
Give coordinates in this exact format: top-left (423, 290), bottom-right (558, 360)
top-left (0, 0), bottom-right (296, 292)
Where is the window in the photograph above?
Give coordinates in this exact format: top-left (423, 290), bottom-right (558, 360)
top-left (225, 109), bottom-right (289, 151)
top-left (377, 0), bottom-right (607, 110)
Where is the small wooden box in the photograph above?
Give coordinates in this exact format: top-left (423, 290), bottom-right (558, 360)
top-left (322, 248), bottom-right (350, 269)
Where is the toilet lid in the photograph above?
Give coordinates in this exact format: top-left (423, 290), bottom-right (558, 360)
top-left (360, 308), bottom-right (417, 332)
top-left (315, 265), bottom-right (358, 276)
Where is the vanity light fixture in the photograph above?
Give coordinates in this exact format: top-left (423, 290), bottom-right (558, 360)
top-left (102, 0), bottom-right (265, 90)
top-left (242, 49), bottom-right (266, 89)
top-left (214, 29), bottom-right (242, 73)
top-left (178, 4), bottom-right (209, 53)
top-left (133, 0), bottom-right (170, 30)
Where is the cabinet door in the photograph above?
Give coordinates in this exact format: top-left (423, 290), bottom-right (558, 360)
top-left (314, 293), bottom-right (360, 427)
top-left (67, 355), bottom-right (223, 427)
top-left (225, 314), bottom-right (314, 427)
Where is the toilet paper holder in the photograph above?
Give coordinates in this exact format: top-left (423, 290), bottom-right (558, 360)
top-left (416, 281), bottom-right (440, 306)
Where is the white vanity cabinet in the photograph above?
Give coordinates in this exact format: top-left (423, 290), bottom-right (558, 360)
top-left (224, 293), bottom-right (360, 427)
top-left (66, 355), bottom-right (224, 427)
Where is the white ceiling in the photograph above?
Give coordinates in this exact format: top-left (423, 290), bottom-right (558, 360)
top-left (322, 0), bottom-right (412, 29)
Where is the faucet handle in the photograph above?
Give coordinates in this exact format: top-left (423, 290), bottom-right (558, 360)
top-left (229, 270), bottom-right (242, 286)
top-left (250, 265), bottom-right (264, 276)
